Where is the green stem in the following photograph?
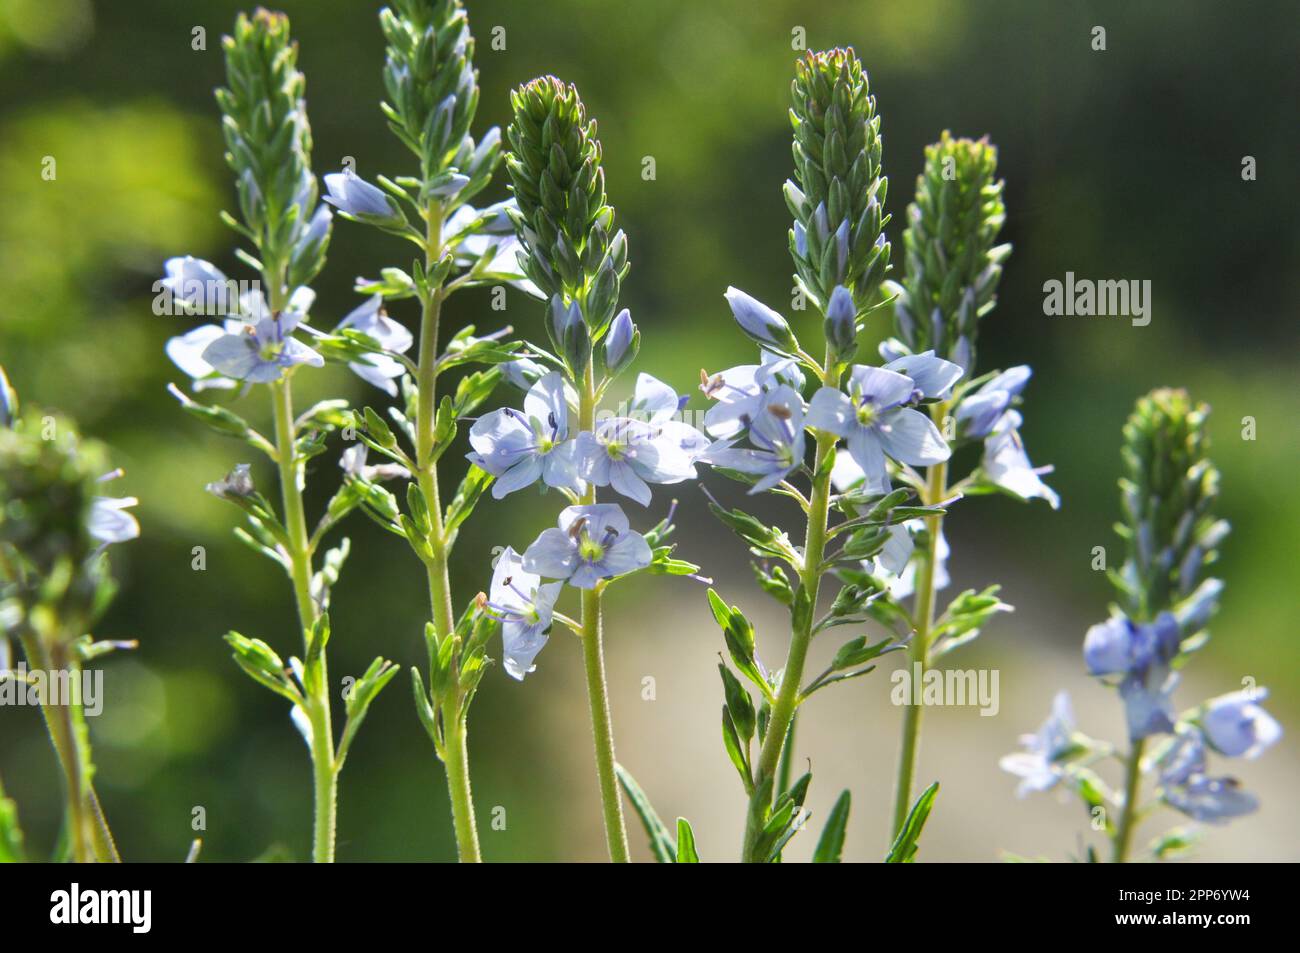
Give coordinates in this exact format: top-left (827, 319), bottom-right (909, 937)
top-left (18, 633), bottom-right (115, 862)
top-left (578, 360), bottom-right (630, 863)
top-left (741, 376), bottom-right (839, 863)
top-left (270, 375), bottom-right (337, 864)
top-left (890, 411), bottom-right (948, 841)
top-left (440, 695), bottom-right (482, 862)
top-left (415, 203), bottom-right (482, 863)
top-left (1112, 738), bottom-right (1145, 863)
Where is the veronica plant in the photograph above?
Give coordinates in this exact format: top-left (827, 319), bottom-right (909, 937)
top-left (1001, 389), bottom-right (1280, 862)
top-left (693, 49), bottom-right (960, 863)
top-left (161, 10), bottom-right (397, 863)
top-left (0, 367), bottom-right (139, 862)
top-left (323, 0), bottom-right (538, 862)
top-left (878, 131), bottom-right (1059, 845)
top-left (496, 76), bottom-right (704, 862)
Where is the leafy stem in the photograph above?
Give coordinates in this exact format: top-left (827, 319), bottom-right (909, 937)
top-left (415, 199), bottom-right (482, 863)
top-left (890, 399), bottom-right (951, 841)
top-left (740, 355), bottom-right (840, 863)
top-left (270, 368), bottom-right (338, 864)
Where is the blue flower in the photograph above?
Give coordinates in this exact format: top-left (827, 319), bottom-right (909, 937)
top-left (161, 256), bottom-right (232, 314)
top-left (700, 384), bottom-right (807, 493)
top-left (701, 351), bottom-right (804, 439)
top-left (165, 322), bottom-right (244, 391)
top-left (806, 362), bottom-right (954, 493)
top-left (981, 409), bottom-right (1060, 509)
top-left (201, 310), bottom-right (324, 384)
top-left (522, 504), bottom-right (652, 589)
top-left (955, 365), bottom-right (1032, 439)
top-left (881, 351), bottom-right (965, 403)
top-left (1201, 689), bottom-right (1282, 759)
top-left (89, 470), bottom-right (139, 547)
top-left (576, 374), bottom-right (706, 506)
top-left (627, 373), bottom-right (710, 455)
top-left (724, 287), bottom-right (798, 352)
top-left (335, 295), bottom-right (413, 396)
top-left (1084, 612), bottom-right (1181, 740)
top-left (999, 692), bottom-right (1076, 797)
top-left (1156, 729), bottom-right (1258, 824)
top-left (486, 546), bottom-right (563, 680)
top-left (466, 372), bottom-right (583, 499)
top-left (323, 169), bottom-right (403, 223)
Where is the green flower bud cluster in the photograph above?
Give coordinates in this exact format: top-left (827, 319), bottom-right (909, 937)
top-left (380, 0), bottom-right (499, 200)
top-left (216, 9), bottom-right (329, 295)
top-left (1115, 388), bottom-right (1228, 623)
top-left (506, 77), bottom-right (629, 332)
top-left (0, 411), bottom-right (111, 635)
top-left (889, 132), bottom-right (1008, 370)
top-left (787, 47), bottom-right (890, 312)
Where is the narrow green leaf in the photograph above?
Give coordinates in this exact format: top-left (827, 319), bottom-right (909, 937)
top-left (614, 763), bottom-right (676, 863)
top-left (885, 781), bottom-right (939, 863)
top-left (675, 818), bottom-right (700, 863)
top-left (812, 790), bottom-right (851, 863)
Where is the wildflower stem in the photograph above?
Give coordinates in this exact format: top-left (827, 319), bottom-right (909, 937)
top-left (741, 360), bottom-right (841, 863)
top-left (416, 201), bottom-right (482, 863)
top-left (1112, 738), bottom-right (1146, 863)
top-left (578, 360), bottom-right (630, 862)
top-left (890, 402), bottom-right (950, 841)
top-left (19, 634), bottom-right (97, 862)
top-left (270, 374), bottom-right (338, 863)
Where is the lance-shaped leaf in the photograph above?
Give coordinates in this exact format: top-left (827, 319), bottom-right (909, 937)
top-left (443, 465), bottom-right (493, 536)
top-left (706, 500), bottom-right (800, 567)
top-left (753, 561), bottom-right (794, 605)
top-left (813, 790), bottom-right (851, 863)
top-left (336, 656), bottom-right (399, 770)
top-left (885, 781), bottom-right (938, 863)
top-left (675, 819), bottom-right (700, 863)
top-left (615, 763), bottom-right (677, 863)
top-left (224, 631), bottom-right (300, 703)
top-left (707, 590), bottom-right (770, 698)
top-left (930, 585), bottom-right (1013, 659)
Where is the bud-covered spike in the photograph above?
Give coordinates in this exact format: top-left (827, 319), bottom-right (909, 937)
top-left (216, 9), bottom-right (329, 295)
top-left (1116, 388), bottom-right (1227, 623)
top-left (380, 0), bottom-right (491, 189)
top-left (506, 76), bottom-right (626, 327)
top-left (892, 132), bottom-right (1007, 370)
top-left (789, 47), bottom-right (890, 313)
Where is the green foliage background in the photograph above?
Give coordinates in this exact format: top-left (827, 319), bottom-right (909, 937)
top-left (1, 0), bottom-right (1296, 861)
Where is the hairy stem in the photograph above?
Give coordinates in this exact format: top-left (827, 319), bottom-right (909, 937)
top-left (741, 359), bottom-right (841, 863)
top-left (890, 403), bottom-right (949, 841)
top-left (578, 360), bottom-right (630, 862)
top-left (270, 374), bottom-right (337, 863)
top-left (440, 695), bottom-right (481, 862)
top-left (415, 202), bottom-right (481, 863)
top-left (1112, 738), bottom-right (1146, 863)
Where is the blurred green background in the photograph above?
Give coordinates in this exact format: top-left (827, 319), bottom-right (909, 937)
top-left (1, 0), bottom-right (1296, 861)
